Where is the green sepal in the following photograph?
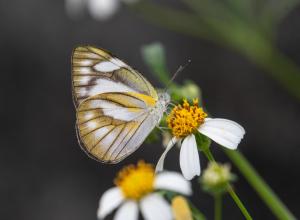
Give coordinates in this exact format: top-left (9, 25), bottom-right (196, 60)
top-left (194, 131), bottom-right (211, 152)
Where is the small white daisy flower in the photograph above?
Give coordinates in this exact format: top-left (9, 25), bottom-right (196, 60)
top-left (87, 0), bottom-right (120, 20)
top-left (65, 0), bottom-right (139, 20)
top-left (97, 161), bottom-right (192, 220)
top-left (156, 99), bottom-right (245, 180)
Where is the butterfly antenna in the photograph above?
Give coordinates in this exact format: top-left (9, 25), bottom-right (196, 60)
top-left (165, 59), bottom-right (191, 91)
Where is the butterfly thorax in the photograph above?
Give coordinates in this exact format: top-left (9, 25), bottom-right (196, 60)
top-left (151, 92), bottom-right (170, 124)
top-left (157, 92), bottom-right (171, 109)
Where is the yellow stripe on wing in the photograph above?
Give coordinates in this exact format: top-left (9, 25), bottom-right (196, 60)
top-left (126, 92), bottom-right (156, 107)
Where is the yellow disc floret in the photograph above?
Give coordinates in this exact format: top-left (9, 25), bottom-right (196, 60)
top-left (114, 161), bottom-right (155, 200)
top-left (167, 99), bottom-right (207, 138)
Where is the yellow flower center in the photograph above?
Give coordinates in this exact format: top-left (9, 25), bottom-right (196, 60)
top-left (167, 99), bottom-right (207, 138)
top-left (114, 161), bottom-right (155, 200)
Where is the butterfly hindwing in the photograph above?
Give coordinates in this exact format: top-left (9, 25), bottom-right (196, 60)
top-left (76, 92), bottom-right (158, 163)
top-left (72, 46), bottom-right (158, 107)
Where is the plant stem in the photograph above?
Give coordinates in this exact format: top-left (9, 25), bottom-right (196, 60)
top-left (224, 149), bottom-right (297, 220)
top-left (201, 148), bottom-right (253, 220)
top-left (214, 194), bottom-right (222, 220)
top-left (227, 185), bottom-right (252, 220)
top-left (189, 201), bottom-right (207, 220)
top-left (205, 149), bottom-right (215, 161)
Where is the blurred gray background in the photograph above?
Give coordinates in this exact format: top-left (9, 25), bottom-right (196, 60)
top-left (1, 0), bottom-right (300, 219)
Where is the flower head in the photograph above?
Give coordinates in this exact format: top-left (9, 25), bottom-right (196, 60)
top-left (201, 162), bottom-right (235, 194)
top-left (156, 99), bottom-right (245, 180)
top-left (98, 161), bottom-right (191, 220)
top-left (114, 161), bottom-right (155, 200)
top-left (65, 0), bottom-right (139, 20)
top-left (167, 99), bottom-right (207, 138)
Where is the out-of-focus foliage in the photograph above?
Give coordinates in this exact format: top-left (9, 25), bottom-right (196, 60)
top-left (132, 0), bottom-right (300, 100)
top-left (141, 42), bottom-right (171, 86)
top-left (141, 42), bottom-right (201, 102)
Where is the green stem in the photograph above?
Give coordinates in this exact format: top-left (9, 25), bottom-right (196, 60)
top-left (227, 185), bottom-right (252, 220)
top-left (214, 194), bottom-right (222, 220)
top-left (205, 149), bottom-right (215, 161)
top-left (189, 201), bottom-right (207, 220)
top-left (201, 148), bottom-right (253, 220)
top-left (224, 149), bottom-right (297, 220)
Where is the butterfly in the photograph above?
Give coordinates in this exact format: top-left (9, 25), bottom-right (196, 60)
top-left (72, 46), bottom-right (170, 163)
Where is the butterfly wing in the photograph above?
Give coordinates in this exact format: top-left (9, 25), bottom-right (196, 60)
top-left (76, 92), bottom-right (159, 163)
top-left (72, 46), bottom-right (158, 107)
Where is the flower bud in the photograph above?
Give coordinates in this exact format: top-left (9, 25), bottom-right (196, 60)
top-left (201, 162), bottom-right (235, 194)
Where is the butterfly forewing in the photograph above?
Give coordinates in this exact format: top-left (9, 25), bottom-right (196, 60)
top-left (72, 46), bottom-right (158, 107)
top-left (72, 46), bottom-right (164, 163)
top-left (76, 92), bottom-right (157, 163)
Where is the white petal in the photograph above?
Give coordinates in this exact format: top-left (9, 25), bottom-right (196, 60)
top-left (140, 193), bottom-right (173, 220)
top-left (87, 0), bottom-right (119, 20)
top-left (154, 172), bottom-right (192, 195)
top-left (155, 137), bottom-right (179, 172)
top-left (198, 118), bottom-right (245, 150)
top-left (180, 135), bottom-right (201, 180)
top-left (97, 187), bottom-right (124, 219)
top-left (114, 201), bottom-right (138, 220)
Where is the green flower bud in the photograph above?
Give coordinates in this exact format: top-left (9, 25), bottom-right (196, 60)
top-left (201, 162), bottom-right (235, 195)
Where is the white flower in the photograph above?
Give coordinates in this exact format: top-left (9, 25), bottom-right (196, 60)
top-left (65, 0), bottom-right (139, 20)
top-left (201, 162), bottom-right (233, 189)
top-left (97, 161), bottom-right (191, 220)
top-left (156, 99), bottom-right (245, 180)
top-left (87, 0), bottom-right (120, 20)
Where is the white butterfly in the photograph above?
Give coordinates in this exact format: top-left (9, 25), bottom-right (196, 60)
top-left (72, 46), bottom-right (170, 163)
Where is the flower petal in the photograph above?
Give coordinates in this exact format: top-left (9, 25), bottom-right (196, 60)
top-left (180, 135), bottom-right (201, 180)
top-left (154, 172), bottom-right (192, 195)
top-left (87, 0), bottom-right (120, 20)
top-left (140, 193), bottom-right (173, 220)
top-left (156, 137), bottom-right (179, 172)
top-left (97, 187), bottom-right (124, 219)
top-left (198, 118), bottom-right (245, 150)
top-left (114, 201), bottom-right (138, 220)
